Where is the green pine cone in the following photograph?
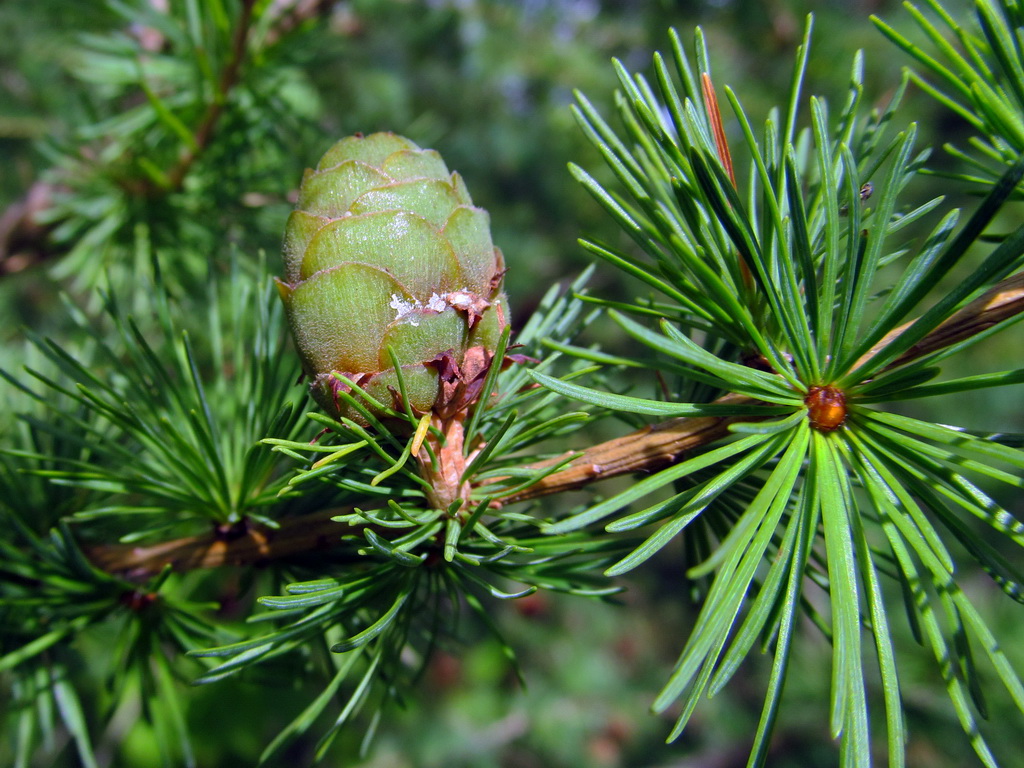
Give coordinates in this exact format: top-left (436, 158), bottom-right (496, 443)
top-left (277, 132), bottom-right (509, 423)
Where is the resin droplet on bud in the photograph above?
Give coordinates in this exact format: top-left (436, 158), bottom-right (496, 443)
top-left (277, 133), bottom-right (509, 424)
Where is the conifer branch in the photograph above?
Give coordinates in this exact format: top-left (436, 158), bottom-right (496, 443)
top-left (84, 269), bottom-right (1024, 577)
top-left (511, 271), bottom-right (1024, 501)
top-left (86, 508), bottom-right (349, 580)
top-left (157, 0), bottom-right (257, 193)
top-left (0, 0), bottom-right (259, 273)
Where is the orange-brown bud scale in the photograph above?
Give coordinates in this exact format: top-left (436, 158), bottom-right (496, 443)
top-left (805, 386), bottom-right (848, 431)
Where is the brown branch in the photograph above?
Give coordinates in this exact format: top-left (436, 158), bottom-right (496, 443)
top-left (162, 0), bottom-right (257, 192)
top-left (491, 393), bottom-right (750, 504)
top-left (85, 270), bottom-right (1024, 578)
top-left (854, 271), bottom-right (1024, 369)
top-left (88, 509), bottom-right (348, 580)
top-left (0, 181), bottom-right (64, 274)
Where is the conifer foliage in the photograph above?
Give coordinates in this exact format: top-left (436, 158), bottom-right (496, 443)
top-left (3, 1), bottom-right (1024, 766)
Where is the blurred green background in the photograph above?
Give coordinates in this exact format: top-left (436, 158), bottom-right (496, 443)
top-left (3, 1), bottom-right (1022, 766)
